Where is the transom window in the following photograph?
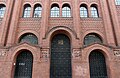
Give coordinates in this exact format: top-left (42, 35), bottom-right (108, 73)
top-left (115, 0), bottom-right (120, 5)
top-left (0, 4), bottom-right (6, 18)
top-left (23, 4), bottom-right (31, 18)
top-left (91, 5), bottom-right (99, 17)
top-left (34, 4), bottom-right (42, 17)
top-left (80, 4), bottom-right (88, 17)
top-left (19, 33), bottom-right (38, 44)
top-left (50, 4), bottom-right (60, 17)
top-left (84, 33), bottom-right (102, 45)
top-left (62, 4), bottom-right (71, 17)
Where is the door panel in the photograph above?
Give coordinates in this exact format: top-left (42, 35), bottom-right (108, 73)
top-left (14, 51), bottom-right (33, 78)
top-left (50, 34), bottom-right (72, 78)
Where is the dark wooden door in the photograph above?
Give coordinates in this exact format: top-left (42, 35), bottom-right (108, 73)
top-left (50, 34), bottom-right (72, 78)
top-left (89, 51), bottom-right (108, 78)
top-left (14, 51), bottom-right (33, 78)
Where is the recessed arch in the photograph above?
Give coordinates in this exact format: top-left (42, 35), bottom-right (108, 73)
top-left (62, 3), bottom-right (71, 17)
top-left (0, 4), bottom-right (6, 18)
top-left (89, 50), bottom-right (108, 78)
top-left (80, 4), bottom-right (88, 17)
top-left (50, 34), bottom-right (72, 78)
top-left (14, 49), bottom-right (33, 78)
top-left (45, 26), bottom-right (79, 48)
top-left (84, 33), bottom-right (103, 45)
top-left (33, 3), bottom-right (42, 17)
top-left (22, 4), bottom-right (31, 17)
top-left (50, 3), bottom-right (60, 17)
top-left (90, 4), bottom-right (99, 17)
top-left (19, 33), bottom-right (38, 44)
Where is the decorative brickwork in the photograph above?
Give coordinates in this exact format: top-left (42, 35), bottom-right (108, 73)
top-left (0, 0), bottom-right (119, 78)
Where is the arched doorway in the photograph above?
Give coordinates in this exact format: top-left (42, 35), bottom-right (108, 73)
top-left (14, 50), bottom-right (33, 78)
top-left (50, 34), bottom-right (72, 78)
top-left (89, 50), bottom-right (108, 78)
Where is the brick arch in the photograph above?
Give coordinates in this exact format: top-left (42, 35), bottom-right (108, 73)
top-left (89, 2), bottom-right (99, 7)
top-left (45, 26), bottom-right (78, 40)
top-left (62, 2), bottom-right (71, 8)
top-left (83, 30), bottom-right (105, 44)
top-left (17, 30), bottom-right (39, 44)
top-left (33, 2), bottom-right (43, 7)
top-left (50, 2), bottom-right (60, 8)
top-left (83, 44), bottom-right (113, 61)
top-left (10, 45), bottom-right (39, 78)
top-left (10, 44), bottom-right (39, 62)
top-left (0, 2), bottom-right (6, 7)
top-left (23, 2), bottom-right (32, 7)
top-left (79, 2), bottom-right (89, 8)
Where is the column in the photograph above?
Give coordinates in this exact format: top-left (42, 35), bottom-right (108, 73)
top-left (0, 0), bottom-right (15, 46)
top-left (107, 0), bottom-right (120, 46)
top-left (71, 0), bottom-right (81, 40)
top-left (6, 0), bottom-right (23, 46)
top-left (99, 0), bottom-right (116, 46)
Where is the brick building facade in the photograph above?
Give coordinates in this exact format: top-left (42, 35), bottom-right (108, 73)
top-left (0, 0), bottom-right (120, 78)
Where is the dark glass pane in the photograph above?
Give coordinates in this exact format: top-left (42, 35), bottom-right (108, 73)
top-left (84, 34), bottom-right (102, 45)
top-left (14, 51), bottom-right (33, 78)
top-left (89, 51), bottom-right (108, 78)
top-left (19, 33), bottom-right (38, 44)
top-left (50, 34), bottom-right (72, 78)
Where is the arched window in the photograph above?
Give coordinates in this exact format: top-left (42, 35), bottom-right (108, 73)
top-left (23, 4), bottom-right (31, 17)
top-left (62, 4), bottom-right (71, 17)
top-left (19, 33), bottom-right (38, 44)
top-left (0, 4), bottom-right (6, 18)
top-left (89, 51), bottom-right (108, 78)
top-left (80, 4), bottom-right (88, 17)
top-left (14, 51), bottom-right (33, 78)
top-left (91, 5), bottom-right (99, 17)
top-left (84, 33), bottom-right (102, 45)
top-left (33, 4), bottom-right (42, 17)
top-left (115, 0), bottom-right (120, 5)
top-left (50, 4), bottom-right (60, 17)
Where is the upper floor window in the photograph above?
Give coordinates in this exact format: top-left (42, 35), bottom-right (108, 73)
top-left (19, 33), bottom-right (38, 44)
top-left (115, 0), bottom-right (120, 5)
top-left (84, 33), bottom-right (102, 46)
top-left (80, 4), bottom-right (88, 17)
top-left (33, 4), bottom-right (42, 17)
top-left (91, 5), bottom-right (99, 18)
top-left (50, 4), bottom-right (60, 17)
top-left (23, 4), bottom-right (31, 18)
top-left (62, 4), bottom-right (71, 17)
top-left (0, 4), bottom-right (6, 18)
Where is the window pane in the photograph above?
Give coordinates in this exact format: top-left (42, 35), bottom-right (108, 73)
top-left (34, 5), bottom-right (42, 17)
top-left (91, 7), bottom-right (99, 17)
top-left (23, 5), bottom-right (31, 18)
top-left (116, 0), bottom-right (120, 5)
top-left (0, 5), bottom-right (6, 18)
top-left (62, 6), bottom-right (71, 17)
top-left (19, 33), bottom-right (38, 44)
top-left (80, 6), bottom-right (88, 17)
top-left (84, 34), bottom-right (102, 45)
top-left (51, 6), bottom-right (59, 17)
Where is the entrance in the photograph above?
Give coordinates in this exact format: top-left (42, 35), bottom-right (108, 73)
top-left (50, 34), bottom-right (72, 78)
top-left (89, 50), bottom-right (108, 78)
top-left (14, 50), bottom-right (33, 78)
